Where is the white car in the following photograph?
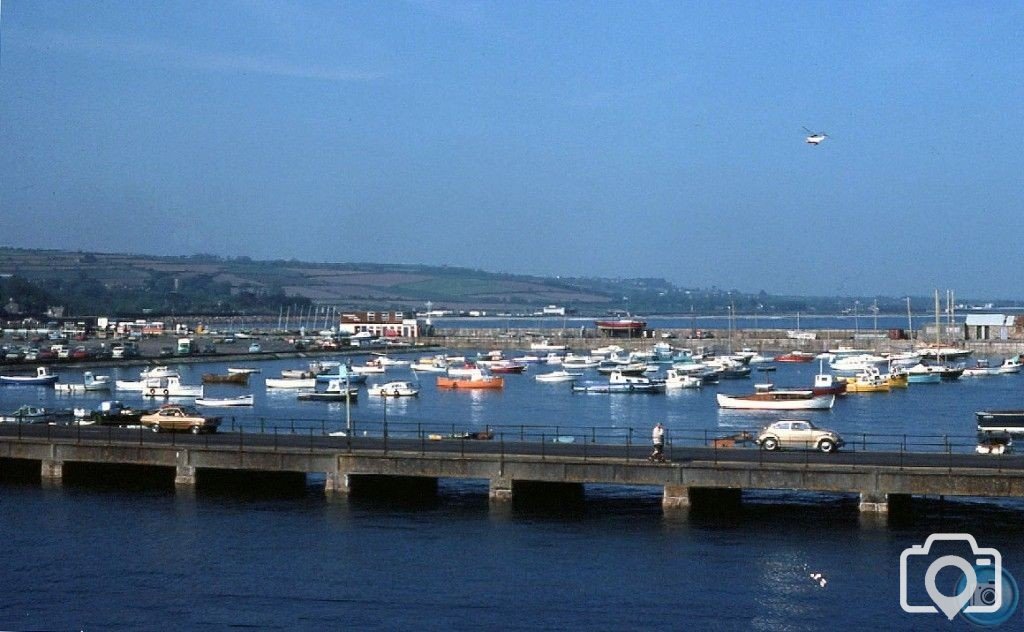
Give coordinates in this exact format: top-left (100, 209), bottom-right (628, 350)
top-left (755, 420), bottom-right (844, 453)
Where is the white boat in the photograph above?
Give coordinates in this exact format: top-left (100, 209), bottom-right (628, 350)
top-left (534, 370), bottom-right (582, 383)
top-left (141, 376), bottom-right (203, 398)
top-left (281, 369), bottom-right (315, 379)
top-left (664, 369), bottom-right (702, 389)
top-left (562, 356), bottom-right (600, 370)
top-left (543, 353), bottom-right (564, 365)
top-left (115, 379), bottom-right (146, 392)
top-left (572, 371), bottom-right (665, 394)
top-left (371, 354), bottom-right (411, 367)
top-left (0, 366), bottom-right (59, 386)
top-left (530, 339), bottom-right (568, 352)
top-left (918, 346), bottom-right (973, 361)
top-left (829, 354), bottom-right (887, 375)
top-left (139, 366), bottom-right (179, 379)
top-left (996, 356), bottom-right (1022, 374)
top-left (716, 389), bottom-right (835, 410)
top-left (447, 365), bottom-right (481, 378)
top-left (54, 371), bottom-right (112, 393)
top-left (411, 356), bottom-right (449, 373)
top-left (266, 378), bottom-right (316, 389)
top-left (368, 381), bottom-right (419, 397)
top-left (351, 364), bottom-right (386, 375)
top-left (963, 359), bottom-right (999, 377)
top-left (227, 367), bottom-right (261, 375)
top-left (195, 394), bottom-right (255, 407)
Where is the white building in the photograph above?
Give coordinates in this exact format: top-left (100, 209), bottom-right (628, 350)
top-left (338, 311), bottom-right (422, 338)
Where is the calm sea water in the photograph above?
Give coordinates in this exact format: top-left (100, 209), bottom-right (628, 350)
top-left (3, 351), bottom-right (1024, 630)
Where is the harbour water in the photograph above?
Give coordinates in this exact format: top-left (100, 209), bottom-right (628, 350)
top-left (3, 352), bottom-right (1024, 629)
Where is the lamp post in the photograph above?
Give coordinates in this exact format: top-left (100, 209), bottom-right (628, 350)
top-left (340, 364), bottom-right (351, 434)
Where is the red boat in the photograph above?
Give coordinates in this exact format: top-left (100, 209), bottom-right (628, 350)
top-left (595, 319), bottom-right (647, 337)
top-left (775, 351), bottom-right (816, 363)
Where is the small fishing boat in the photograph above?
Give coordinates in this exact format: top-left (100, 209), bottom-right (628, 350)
top-left (963, 360), bottom-right (999, 377)
top-left (202, 372), bottom-right (249, 385)
top-left (437, 370), bottom-right (504, 390)
top-left (907, 371), bottom-right (941, 384)
top-left (227, 367), bottom-right (261, 375)
top-left (139, 366), bottom-right (179, 379)
top-left (297, 379), bottom-right (359, 401)
top-left (535, 370), bottom-right (582, 383)
top-left (266, 378), bottom-right (316, 389)
top-left (572, 371), bottom-right (664, 394)
top-left (72, 400), bottom-right (143, 425)
top-left (368, 381), bottom-right (419, 397)
top-left (54, 371), bottom-right (111, 393)
top-left (996, 356), bottom-right (1023, 374)
top-left (142, 376), bottom-right (203, 398)
top-left (844, 367), bottom-right (891, 393)
top-left (664, 369), bottom-right (702, 389)
top-left (775, 351), bottom-right (816, 363)
top-left (281, 369), bottom-right (316, 379)
top-left (716, 386), bottom-right (835, 410)
top-left (811, 371), bottom-right (847, 396)
top-left (0, 366), bottom-right (59, 386)
top-left (371, 353), bottom-right (412, 367)
top-left (195, 394), bottom-right (255, 407)
top-left (489, 361), bottom-right (527, 374)
top-left (351, 363), bottom-right (386, 375)
top-left (0, 405), bottom-right (69, 423)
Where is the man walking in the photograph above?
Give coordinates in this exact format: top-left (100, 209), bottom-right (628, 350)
top-left (650, 422), bottom-right (666, 462)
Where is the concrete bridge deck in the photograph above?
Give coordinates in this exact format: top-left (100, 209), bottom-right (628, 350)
top-left (2, 424), bottom-right (1024, 516)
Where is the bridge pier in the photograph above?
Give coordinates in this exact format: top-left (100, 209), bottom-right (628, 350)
top-left (325, 471), bottom-right (350, 496)
top-left (489, 478), bottom-right (513, 504)
top-left (663, 486), bottom-right (742, 513)
top-left (859, 492), bottom-right (911, 514)
top-left (488, 479), bottom-right (584, 508)
top-left (175, 451), bottom-right (196, 487)
top-left (40, 459), bottom-right (63, 485)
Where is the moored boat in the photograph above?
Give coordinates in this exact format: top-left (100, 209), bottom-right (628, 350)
top-left (368, 381), bottom-right (419, 397)
top-left (195, 394), bottom-right (255, 407)
top-left (775, 351), bottom-right (816, 363)
top-left (227, 367), bottom-right (261, 375)
top-left (572, 371), bottom-right (664, 394)
top-left (716, 387), bottom-right (835, 410)
top-left (202, 372), bottom-right (249, 385)
top-left (141, 376), bottom-right (203, 398)
top-left (297, 379), bottom-right (359, 401)
top-left (664, 369), bottom-right (702, 389)
top-left (844, 367), bottom-right (891, 393)
top-left (265, 378), bottom-right (316, 389)
top-left (535, 370), bottom-right (582, 383)
top-left (0, 366), bottom-right (59, 386)
top-left (54, 371), bottom-right (111, 393)
top-left (437, 370), bottom-right (503, 390)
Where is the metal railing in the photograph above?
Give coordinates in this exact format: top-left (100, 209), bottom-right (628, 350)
top-left (0, 415), bottom-right (1017, 470)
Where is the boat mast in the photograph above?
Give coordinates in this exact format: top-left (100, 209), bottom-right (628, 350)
top-left (906, 297), bottom-right (912, 338)
top-left (934, 289), bottom-right (941, 348)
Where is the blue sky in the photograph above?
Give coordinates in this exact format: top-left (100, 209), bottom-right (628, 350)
top-left (1, 1), bottom-right (1022, 298)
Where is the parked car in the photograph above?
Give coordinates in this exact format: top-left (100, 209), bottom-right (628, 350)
top-left (755, 420), bottom-right (844, 453)
top-left (248, 343), bottom-right (262, 353)
top-left (139, 405), bottom-right (221, 434)
top-left (200, 343), bottom-right (217, 355)
top-left (159, 346), bottom-right (174, 357)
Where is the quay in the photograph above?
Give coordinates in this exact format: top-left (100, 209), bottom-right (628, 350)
top-left (3, 423), bottom-right (1024, 518)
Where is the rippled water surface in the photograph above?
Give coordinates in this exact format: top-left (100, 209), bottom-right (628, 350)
top-left (2, 351), bottom-right (1024, 629)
